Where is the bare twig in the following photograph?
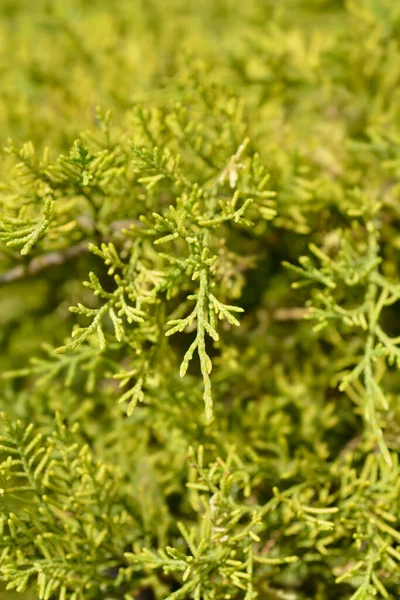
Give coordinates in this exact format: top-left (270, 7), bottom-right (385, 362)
top-left (0, 241), bottom-right (93, 284)
top-left (0, 219), bottom-right (139, 285)
top-left (273, 307), bottom-right (309, 321)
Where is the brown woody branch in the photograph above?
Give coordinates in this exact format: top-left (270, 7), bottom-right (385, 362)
top-left (0, 219), bottom-right (139, 285)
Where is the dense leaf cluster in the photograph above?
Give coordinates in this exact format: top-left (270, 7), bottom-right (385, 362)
top-left (2, 0), bottom-right (400, 599)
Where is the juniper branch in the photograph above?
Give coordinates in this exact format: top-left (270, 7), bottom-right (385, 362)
top-left (0, 220), bottom-right (138, 285)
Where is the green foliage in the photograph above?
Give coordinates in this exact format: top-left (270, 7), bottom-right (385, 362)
top-left (2, 0), bottom-right (400, 599)
top-left (0, 414), bottom-right (139, 600)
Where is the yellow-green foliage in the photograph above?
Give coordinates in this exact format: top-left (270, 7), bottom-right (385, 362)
top-left (2, 1), bottom-right (400, 599)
